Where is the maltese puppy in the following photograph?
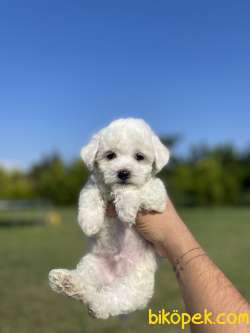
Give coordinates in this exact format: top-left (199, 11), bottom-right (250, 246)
top-left (48, 118), bottom-right (169, 319)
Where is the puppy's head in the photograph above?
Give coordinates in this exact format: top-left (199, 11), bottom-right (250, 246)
top-left (80, 118), bottom-right (169, 188)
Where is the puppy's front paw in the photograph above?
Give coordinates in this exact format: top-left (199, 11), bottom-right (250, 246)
top-left (78, 212), bottom-right (103, 236)
top-left (141, 178), bottom-right (167, 213)
top-left (114, 191), bottom-right (140, 225)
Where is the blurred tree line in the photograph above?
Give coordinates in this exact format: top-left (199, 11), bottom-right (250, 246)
top-left (0, 138), bottom-right (250, 206)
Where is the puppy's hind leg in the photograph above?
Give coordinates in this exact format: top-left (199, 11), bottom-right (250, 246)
top-left (74, 253), bottom-right (116, 304)
top-left (48, 268), bottom-right (84, 300)
top-left (49, 253), bottom-right (111, 303)
top-left (88, 266), bottom-right (155, 319)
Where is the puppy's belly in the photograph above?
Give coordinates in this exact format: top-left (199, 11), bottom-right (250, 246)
top-left (91, 217), bottom-right (153, 283)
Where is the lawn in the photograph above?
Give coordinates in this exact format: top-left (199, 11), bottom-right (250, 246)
top-left (0, 206), bottom-right (250, 333)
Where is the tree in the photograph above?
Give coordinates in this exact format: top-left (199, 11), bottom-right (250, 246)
top-left (30, 155), bottom-right (89, 205)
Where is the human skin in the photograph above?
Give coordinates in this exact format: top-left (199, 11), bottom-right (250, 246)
top-left (106, 200), bottom-right (250, 332)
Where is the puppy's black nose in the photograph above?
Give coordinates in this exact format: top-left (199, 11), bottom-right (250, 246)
top-left (117, 169), bottom-right (130, 181)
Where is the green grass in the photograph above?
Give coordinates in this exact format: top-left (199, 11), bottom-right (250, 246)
top-left (0, 207), bottom-right (250, 333)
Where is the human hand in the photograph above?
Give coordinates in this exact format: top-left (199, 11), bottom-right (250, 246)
top-left (136, 200), bottom-right (184, 257)
top-left (106, 200), bottom-right (184, 259)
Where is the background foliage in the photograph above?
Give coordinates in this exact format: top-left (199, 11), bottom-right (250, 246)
top-left (1, 138), bottom-right (250, 206)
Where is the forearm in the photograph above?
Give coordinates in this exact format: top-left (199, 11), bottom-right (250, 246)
top-left (177, 255), bottom-right (249, 332)
top-left (161, 201), bottom-right (250, 332)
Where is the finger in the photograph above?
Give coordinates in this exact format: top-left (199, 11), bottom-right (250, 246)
top-left (106, 202), bottom-right (117, 218)
top-left (136, 209), bottom-right (159, 223)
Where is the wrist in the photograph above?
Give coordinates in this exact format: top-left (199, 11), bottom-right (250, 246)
top-left (157, 204), bottom-right (200, 263)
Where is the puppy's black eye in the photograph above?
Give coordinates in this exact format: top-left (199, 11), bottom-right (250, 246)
top-left (135, 153), bottom-right (145, 161)
top-left (106, 152), bottom-right (116, 160)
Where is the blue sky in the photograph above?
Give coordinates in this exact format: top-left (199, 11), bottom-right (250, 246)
top-left (0, 0), bottom-right (249, 169)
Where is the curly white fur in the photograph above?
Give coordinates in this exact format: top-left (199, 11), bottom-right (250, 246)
top-left (48, 118), bottom-right (169, 319)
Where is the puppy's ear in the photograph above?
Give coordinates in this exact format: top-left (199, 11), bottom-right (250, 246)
top-left (80, 133), bottom-right (100, 171)
top-left (152, 134), bottom-right (170, 173)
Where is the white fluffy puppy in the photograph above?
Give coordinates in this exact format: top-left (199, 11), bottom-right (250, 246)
top-left (49, 118), bottom-right (169, 319)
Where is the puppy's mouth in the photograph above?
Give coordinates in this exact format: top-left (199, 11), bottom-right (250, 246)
top-left (117, 180), bottom-right (131, 185)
